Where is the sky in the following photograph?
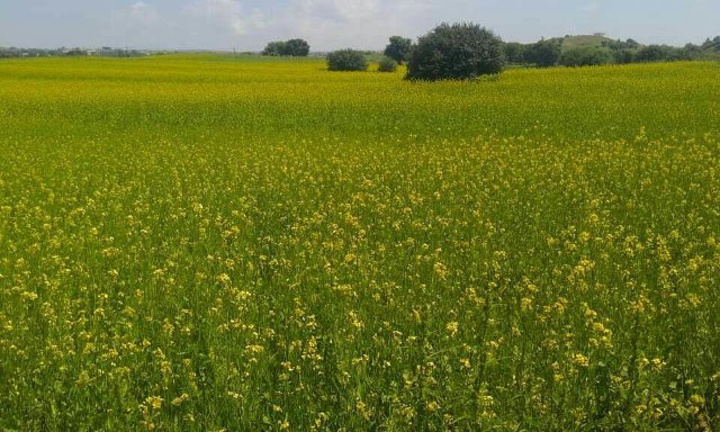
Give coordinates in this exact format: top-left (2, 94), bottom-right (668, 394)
top-left (0, 0), bottom-right (718, 51)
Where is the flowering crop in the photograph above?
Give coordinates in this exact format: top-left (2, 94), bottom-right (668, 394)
top-left (0, 55), bottom-right (719, 431)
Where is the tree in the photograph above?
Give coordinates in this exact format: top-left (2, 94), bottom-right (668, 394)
top-left (635, 45), bottom-right (680, 63)
top-left (613, 49), bottom-right (636, 64)
top-left (327, 49), bottom-right (368, 71)
top-left (625, 38), bottom-right (640, 48)
top-left (559, 47), bottom-right (613, 67)
top-left (262, 39), bottom-right (310, 57)
top-left (503, 42), bottom-right (526, 63)
top-left (703, 37), bottom-right (720, 52)
top-left (523, 39), bottom-right (562, 67)
top-left (681, 43), bottom-right (703, 60)
top-left (384, 36), bottom-right (412, 64)
top-left (262, 41), bottom-right (287, 56)
top-left (377, 57), bottom-right (398, 73)
top-left (66, 48), bottom-right (87, 56)
top-left (284, 39), bottom-right (310, 57)
top-left (405, 22), bottom-right (505, 81)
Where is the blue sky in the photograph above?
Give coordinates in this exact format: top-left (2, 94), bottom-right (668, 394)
top-left (1, 0), bottom-right (718, 51)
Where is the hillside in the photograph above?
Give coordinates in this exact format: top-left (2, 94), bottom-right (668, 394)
top-left (552, 34), bottom-right (616, 51)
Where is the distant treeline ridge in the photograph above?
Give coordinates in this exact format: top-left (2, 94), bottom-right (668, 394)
top-left (504, 36), bottom-right (720, 67)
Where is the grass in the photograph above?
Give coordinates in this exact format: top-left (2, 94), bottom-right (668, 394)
top-left (1, 55), bottom-right (719, 431)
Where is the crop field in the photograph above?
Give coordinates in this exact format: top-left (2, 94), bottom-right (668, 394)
top-left (1, 56), bottom-right (720, 431)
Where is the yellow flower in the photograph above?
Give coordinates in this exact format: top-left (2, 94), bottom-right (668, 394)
top-left (446, 321), bottom-right (459, 337)
top-left (146, 396), bottom-right (163, 411)
top-left (572, 353), bottom-right (590, 368)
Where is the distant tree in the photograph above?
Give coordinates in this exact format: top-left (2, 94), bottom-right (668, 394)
top-left (524, 39), bottom-right (562, 67)
top-left (262, 39), bottom-right (310, 57)
top-left (406, 22), bottom-right (505, 81)
top-left (681, 43), bottom-right (703, 60)
top-left (559, 47), bottom-right (613, 67)
top-left (625, 38), bottom-right (640, 48)
top-left (602, 39), bottom-right (629, 51)
top-left (284, 39), bottom-right (310, 56)
top-left (503, 42), bottom-right (526, 63)
top-left (262, 41), bottom-right (287, 56)
top-left (383, 36), bottom-right (412, 64)
top-left (635, 45), bottom-right (680, 63)
top-left (377, 57), bottom-right (398, 72)
top-left (702, 36), bottom-right (720, 52)
top-left (600, 39), bottom-right (641, 64)
top-left (613, 49), bottom-right (636, 64)
top-left (327, 49), bottom-right (368, 71)
top-left (65, 48), bottom-right (87, 56)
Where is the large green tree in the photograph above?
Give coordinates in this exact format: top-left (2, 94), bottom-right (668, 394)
top-left (284, 39), bottom-right (310, 57)
top-left (261, 41), bottom-right (287, 56)
top-left (406, 22), bottom-right (505, 81)
top-left (262, 39), bottom-right (310, 57)
top-left (383, 36), bottom-right (412, 64)
top-left (523, 39), bottom-right (562, 67)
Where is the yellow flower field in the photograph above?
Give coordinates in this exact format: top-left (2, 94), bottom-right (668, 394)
top-left (0, 55), bottom-right (719, 431)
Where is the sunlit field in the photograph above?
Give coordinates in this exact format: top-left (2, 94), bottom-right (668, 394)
top-left (1, 55), bottom-right (720, 431)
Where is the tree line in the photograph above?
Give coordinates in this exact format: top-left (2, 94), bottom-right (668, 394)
top-left (504, 36), bottom-right (720, 68)
top-left (5, 29), bottom-right (718, 83)
top-left (324, 28), bottom-right (720, 80)
top-left (0, 46), bottom-right (148, 58)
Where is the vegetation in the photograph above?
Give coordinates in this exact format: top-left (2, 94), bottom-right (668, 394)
top-left (261, 39), bottom-right (310, 57)
top-left (1, 55), bottom-right (720, 431)
top-left (503, 42), bottom-right (525, 63)
top-left (558, 34), bottom-right (614, 51)
top-left (326, 49), bottom-right (368, 71)
top-left (383, 36), bottom-right (413, 64)
top-left (377, 57), bottom-right (398, 73)
top-left (504, 34), bottom-right (720, 67)
top-left (0, 46), bottom-right (147, 58)
top-left (559, 46), bottom-right (614, 67)
top-left (523, 39), bottom-right (563, 67)
top-left (406, 22), bottom-right (505, 81)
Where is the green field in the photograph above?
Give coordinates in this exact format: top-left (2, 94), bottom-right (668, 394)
top-left (1, 56), bottom-right (720, 431)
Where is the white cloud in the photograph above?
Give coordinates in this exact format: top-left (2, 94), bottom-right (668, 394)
top-left (130, 1), bottom-right (149, 12)
top-left (291, 0), bottom-right (381, 22)
top-left (185, 0), bottom-right (267, 36)
top-left (179, 0), bottom-right (436, 48)
top-left (273, 0), bottom-right (436, 50)
top-left (116, 1), bottom-right (159, 26)
top-left (582, 1), bottom-right (601, 14)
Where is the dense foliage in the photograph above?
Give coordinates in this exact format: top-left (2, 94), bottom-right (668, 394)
top-left (503, 42), bottom-right (525, 63)
top-left (377, 57), bottom-right (398, 73)
top-left (383, 36), bottom-right (413, 64)
top-left (261, 39), bottom-right (310, 57)
top-left (1, 56), bottom-right (720, 431)
top-left (326, 49), bottom-right (368, 71)
top-left (406, 23), bottom-right (505, 81)
top-left (504, 35), bottom-right (720, 67)
top-left (523, 39), bottom-right (563, 67)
